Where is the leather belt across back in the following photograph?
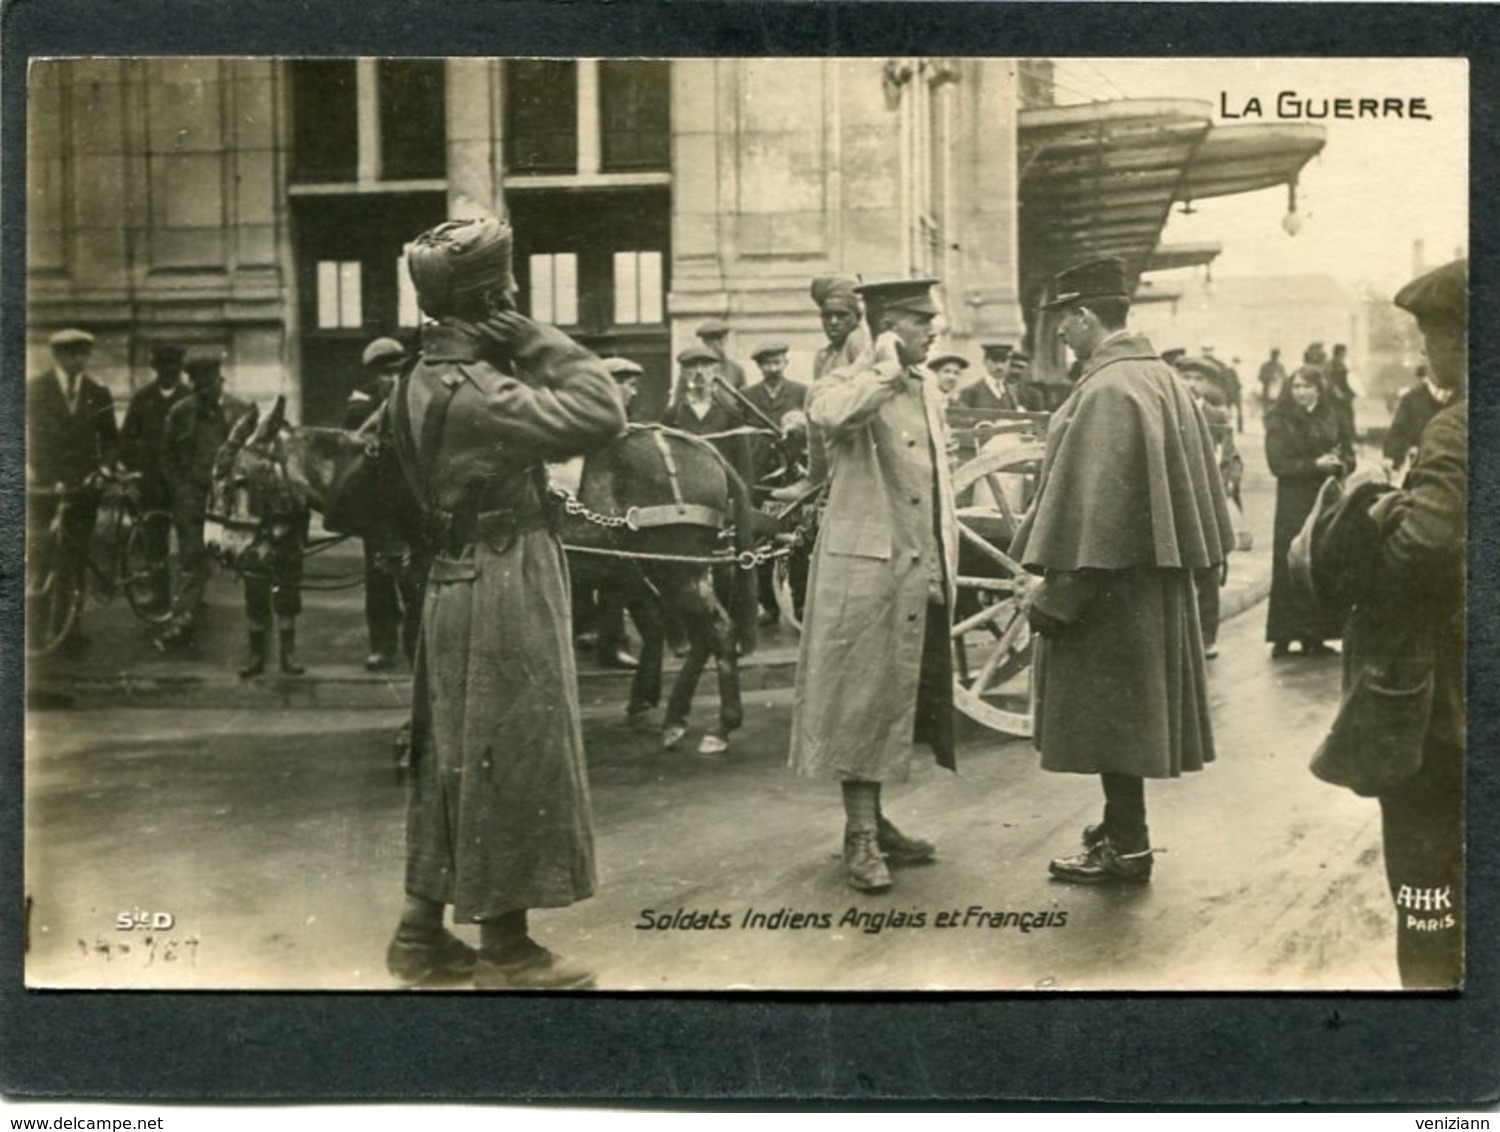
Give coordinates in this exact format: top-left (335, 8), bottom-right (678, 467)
top-left (442, 507), bottom-right (550, 554)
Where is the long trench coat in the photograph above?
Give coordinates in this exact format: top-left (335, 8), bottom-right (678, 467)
top-left (1010, 333), bottom-right (1234, 778)
top-left (398, 316), bottom-right (624, 923)
top-left (789, 355), bottom-right (959, 782)
top-left (1264, 397), bottom-right (1354, 644)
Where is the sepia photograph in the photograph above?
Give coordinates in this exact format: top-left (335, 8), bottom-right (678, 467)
top-left (20, 53), bottom-right (1469, 997)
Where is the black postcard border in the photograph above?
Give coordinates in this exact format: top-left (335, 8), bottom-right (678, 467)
top-left (1, 0), bottom-right (1497, 1108)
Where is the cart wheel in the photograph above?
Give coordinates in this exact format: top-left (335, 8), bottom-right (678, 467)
top-left (949, 436), bottom-right (1046, 737)
top-left (123, 510), bottom-right (178, 625)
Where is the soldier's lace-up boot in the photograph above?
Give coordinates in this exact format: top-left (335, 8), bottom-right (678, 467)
top-left (843, 827), bottom-right (892, 892)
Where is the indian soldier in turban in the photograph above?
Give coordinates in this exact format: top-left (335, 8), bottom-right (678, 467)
top-left (386, 216), bottom-right (625, 989)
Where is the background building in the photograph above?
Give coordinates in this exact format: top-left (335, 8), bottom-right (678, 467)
top-left (27, 57), bottom-right (1029, 424)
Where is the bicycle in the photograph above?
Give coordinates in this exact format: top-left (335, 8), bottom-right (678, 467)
top-left (26, 470), bottom-right (180, 657)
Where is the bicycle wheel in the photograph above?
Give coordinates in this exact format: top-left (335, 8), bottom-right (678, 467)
top-left (123, 509), bottom-right (177, 624)
top-left (26, 548), bottom-right (79, 656)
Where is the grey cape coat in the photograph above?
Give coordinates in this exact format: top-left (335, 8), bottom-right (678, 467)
top-left (398, 316), bottom-right (625, 922)
top-left (789, 353), bottom-right (959, 782)
top-left (1009, 333), bottom-right (1234, 778)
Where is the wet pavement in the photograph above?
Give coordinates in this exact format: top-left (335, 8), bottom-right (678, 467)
top-left (22, 432), bottom-right (1400, 992)
top-left (24, 587), bottom-right (1394, 993)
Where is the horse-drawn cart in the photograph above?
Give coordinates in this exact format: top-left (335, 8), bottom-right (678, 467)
top-left (944, 407), bottom-right (1049, 738)
top-left (764, 404), bottom-right (1051, 739)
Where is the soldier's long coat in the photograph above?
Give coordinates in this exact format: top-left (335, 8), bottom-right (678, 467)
top-left (790, 357), bottom-right (959, 782)
top-left (1010, 333), bottom-right (1234, 778)
top-left (398, 317), bottom-right (624, 922)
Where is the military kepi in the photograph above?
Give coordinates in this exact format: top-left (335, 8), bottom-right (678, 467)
top-left (1042, 256), bottom-right (1130, 310)
top-left (1394, 258), bottom-right (1467, 326)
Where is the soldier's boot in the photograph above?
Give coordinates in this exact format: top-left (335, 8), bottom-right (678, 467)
top-left (278, 624), bottom-right (305, 676)
top-left (238, 630), bottom-right (267, 679)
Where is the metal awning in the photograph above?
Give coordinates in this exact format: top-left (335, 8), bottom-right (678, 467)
top-left (1017, 99), bottom-right (1326, 311)
top-left (1144, 242), bottom-right (1222, 273)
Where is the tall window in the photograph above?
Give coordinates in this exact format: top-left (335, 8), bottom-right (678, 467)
top-left (528, 253), bottom-right (579, 325)
top-left (290, 58), bottom-right (447, 183)
top-left (612, 251), bottom-right (664, 324)
top-left (316, 260), bottom-right (363, 328)
top-left (506, 60), bottom-right (578, 174)
top-left (599, 60), bottom-right (670, 172)
top-left (396, 244), bottom-right (422, 327)
top-left (291, 61), bottom-right (358, 183)
top-left (378, 59), bottom-right (447, 179)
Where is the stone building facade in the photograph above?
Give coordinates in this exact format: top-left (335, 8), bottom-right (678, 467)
top-left (27, 57), bottom-right (1025, 423)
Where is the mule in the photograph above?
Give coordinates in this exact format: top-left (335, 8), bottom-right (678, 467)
top-left (208, 396), bottom-right (762, 756)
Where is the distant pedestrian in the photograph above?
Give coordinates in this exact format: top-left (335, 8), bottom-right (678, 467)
top-left (344, 336), bottom-right (420, 672)
top-left (955, 342), bottom-right (1042, 411)
top-left (119, 343), bottom-right (190, 611)
top-left (927, 352), bottom-right (968, 399)
top-left (1382, 364), bottom-right (1451, 483)
top-left (695, 318), bottom-right (748, 392)
top-left (27, 328), bottom-right (118, 649)
top-left (1264, 365), bottom-right (1354, 658)
top-left (1258, 348), bottom-right (1287, 410)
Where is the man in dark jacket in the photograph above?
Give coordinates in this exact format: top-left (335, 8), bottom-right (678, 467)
top-left (120, 342), bottom-right (191, 610)
top-left (956, 342), bottom-right (1041, 411)
top-left (155, 356), bottom-right (254, 654)
top-left (344, 336), bottom-right (420, 671)
top-left (27, 328), bottom-right (119, 647)
top-left (1365, 258), bottom-right (1466, 988)
top-left (1011, 258), bottom-right (1234, 885)
top-left (1382, 365), bottom-right (1453, 482)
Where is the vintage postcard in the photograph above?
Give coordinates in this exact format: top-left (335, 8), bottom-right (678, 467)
top-left (20, 54), bottom-right (1468, 999)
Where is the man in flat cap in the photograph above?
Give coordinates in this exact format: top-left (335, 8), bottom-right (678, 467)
top-left (695, 318), bottom-right (747, 393)
top-left (602, 355), bottom-right (645, 420)
top-left (790, 277), bottom-right (958, 894)
top-left (155, 356), bottom-right (257, 657)
top-left (742, 342), bottom-right (809, 625)
top-left (118, 343), bottom-right (190, 611)
top-left (343, 336), bottom-right (421, 672)
top-left (387, 216), bottom-right (624, 990)
top-left (1317, 258), bottom-right (1467, 988)
top-left (27, 328), bottom-right (119, 648)
top-left (663, 343), bottom-right (754, 484)
top-left (1011, 257), bottom-right (1233, 885)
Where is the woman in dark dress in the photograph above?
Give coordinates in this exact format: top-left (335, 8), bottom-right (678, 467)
top-left (1264, 365), bottom-right (1355, 657)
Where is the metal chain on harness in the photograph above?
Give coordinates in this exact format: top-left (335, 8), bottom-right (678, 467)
top-left (549, 485), bottom-right (810, 570)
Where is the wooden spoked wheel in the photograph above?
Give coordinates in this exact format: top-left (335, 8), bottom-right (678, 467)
top-left (949, 435), bottom-right (1047, 737)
